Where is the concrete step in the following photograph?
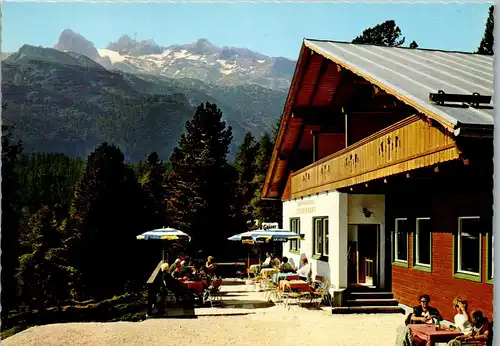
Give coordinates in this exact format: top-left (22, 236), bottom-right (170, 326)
top-left (347, 291), bottom-right (394, 300)
top-left (332, 305), bottom-right (405, 314)
top-left (346, 298), bottom-right (399, 307)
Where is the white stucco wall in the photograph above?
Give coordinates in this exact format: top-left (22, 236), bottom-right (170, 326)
top-left (347, 194), bottom-right (387, 289)
top-left (282, 191), bottom-right (348, 288)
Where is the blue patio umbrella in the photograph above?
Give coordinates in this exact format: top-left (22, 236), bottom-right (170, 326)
top-left (137, 227), bottom-right (191, 262)
top-left (228, 228), bottom-right (305, 268)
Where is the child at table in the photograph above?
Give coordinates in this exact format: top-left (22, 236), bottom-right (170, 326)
top-left (279, 257), bottom-right (294, 273)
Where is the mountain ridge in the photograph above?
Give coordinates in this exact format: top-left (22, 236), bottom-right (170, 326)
top-left (2, 45), bottom-right (286, 162)
top-left (50, 29), bottom-right (296, 90)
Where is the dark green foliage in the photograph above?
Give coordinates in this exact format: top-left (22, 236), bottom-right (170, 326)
top-left (141, 152), bottom-right (168, 229)
top-left (16, 206), bottom-right (74, 312)
top-left (250, 133), bottom-right (282, 226)
top-left (409, 41), bottom-right (419, 49)
top-left (1, 125), bottom-right (24, 323)
top-left (234, 132), bottom-right (259, 223)
top-left (66, 142), bottom-right (149, 299)
top-left (477, 5), bottom-right (494, 55)
top-left (352, 20), bottom-right (405, 47)
top-left (167, 102), bottom-right (241, 257)
top-left (16, 152), bottom-right (85, 217)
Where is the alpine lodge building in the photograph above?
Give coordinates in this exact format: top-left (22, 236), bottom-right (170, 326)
top-left (262, 39), bottom-right (493, 320)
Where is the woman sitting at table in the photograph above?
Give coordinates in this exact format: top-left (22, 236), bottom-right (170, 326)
top-left (447, 309), bottom-right (492, 346)
top-left (450, 297), bottom-right (473, 333)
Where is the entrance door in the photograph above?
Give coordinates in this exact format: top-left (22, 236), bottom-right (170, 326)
top-left (357, 224), bottom-right (379, 287)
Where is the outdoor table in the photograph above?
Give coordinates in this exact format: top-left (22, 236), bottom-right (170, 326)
top-left (272, 273), bottom-right (300, 285)
top-left (183, 280), bottom-right (208, 294)
top-left (409, 324), bottom-right (463, 346)
top-left (279, 279), bottom-right (312, 293)
top-left (260, 268), bottom-right (279, 278)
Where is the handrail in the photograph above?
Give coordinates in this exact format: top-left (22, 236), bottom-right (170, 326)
top-left (148, 260), bottom-right (163, 284)
top-left (146, 260), bottom-right (163, 316)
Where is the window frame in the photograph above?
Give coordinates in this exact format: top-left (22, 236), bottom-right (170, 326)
top-left (453, 216), bottom-right (482, 282)
top-left (486, 230), bottom-right (493, 284)
top-left (393, 218), bottom-right (409, 267)
top-left (413, 217), bottom-right (432, 272)
top-left (289, 217), bottom-right (301, 254)
top-left (312, 216), bottom-right (329, 260)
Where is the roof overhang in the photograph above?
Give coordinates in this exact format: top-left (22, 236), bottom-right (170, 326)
top-left (262, 39), bottom-right (494, 200)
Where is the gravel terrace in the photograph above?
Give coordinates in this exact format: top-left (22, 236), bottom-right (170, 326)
top-left (3, 282), bottom-right (403, 346)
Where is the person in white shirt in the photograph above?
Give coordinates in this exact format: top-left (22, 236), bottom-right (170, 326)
top-left (261, 252), bottom-right (272, 268)
top-left (451, 297), bottom-right (473, 333)
top-left (296, 257), bottom-right (310, 279)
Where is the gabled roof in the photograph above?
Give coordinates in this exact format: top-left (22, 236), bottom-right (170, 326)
top-left (304, 39), bottom-right (494, 128)
top-left (262, 39), bottom-right (494, 200)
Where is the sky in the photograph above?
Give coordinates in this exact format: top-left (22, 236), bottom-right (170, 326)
top-left (2, 2), bottom-right (493, 60)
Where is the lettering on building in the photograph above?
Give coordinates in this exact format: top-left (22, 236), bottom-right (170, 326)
top-left (296, 206), bottom-right (316, 214)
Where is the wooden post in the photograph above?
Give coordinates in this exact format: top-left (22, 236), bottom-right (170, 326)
top-left (311, 130), bottom-right (319, 162)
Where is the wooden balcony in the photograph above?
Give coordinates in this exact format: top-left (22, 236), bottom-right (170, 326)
top-left (290, 115), bottom-right (460, 199)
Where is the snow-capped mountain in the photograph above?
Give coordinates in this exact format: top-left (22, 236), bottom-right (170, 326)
top-left (52, 30), bottom-right (296, 90)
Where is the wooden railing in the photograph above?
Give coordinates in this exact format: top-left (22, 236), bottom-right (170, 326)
top-left (290, 115), bottom-right (460, 199)
top-left (146, 260), bottom-right (163, 317)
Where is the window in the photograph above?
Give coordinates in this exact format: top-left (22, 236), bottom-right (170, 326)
top-left (415, 218), bottom-right (431, 267)
top-left (457, 217), bottom-right (481, 276)
top-left (394, 218), bottom-right (408, 263)
top-left (289, 218), bottom-right (301, 252)
top-left (313, 217), bottom-right (329, 257)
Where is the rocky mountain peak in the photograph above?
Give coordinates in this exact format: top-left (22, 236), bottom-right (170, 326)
top-left (107, 35), bottom-right (163, 57)
top-left (53, 28), bottom-right (99, 60)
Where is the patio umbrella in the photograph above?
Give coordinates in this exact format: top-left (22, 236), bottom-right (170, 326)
top-left (136, 227), bottom-right (191, 262)
top-left (227, 228), bottom-right (305, 267)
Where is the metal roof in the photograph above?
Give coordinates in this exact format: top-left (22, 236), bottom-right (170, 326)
top-left (304, 39), bottom-right (494, 128)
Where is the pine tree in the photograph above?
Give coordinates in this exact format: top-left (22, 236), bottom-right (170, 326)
top-left (352, 20), bottom-right (405, 47)
top-left (67, 142), bottom-right (148, 298)
top-left (142, 152), bottom-right (168, 229)
top-left (477, 5), bottom-right (494, 55)
top-left (167, 102), bottom-right (238, 257)
top-left (250, 133), bottom-right (282, 226)
top-left (234, 132), bottom-right (259, 222)
top-left (1, 124), bottom-right (23, 322)
top-left (17, 206), bottom-right (72, 312)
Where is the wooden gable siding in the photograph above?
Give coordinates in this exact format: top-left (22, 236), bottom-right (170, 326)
top-left (388, 190), bottom-right (493, 322)
top-left (290, 115), bottom-right (459, 199)
top-left (281, 172), bottom-right (293, 201)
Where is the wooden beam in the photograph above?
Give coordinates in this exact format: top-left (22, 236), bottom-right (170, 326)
top-left (308, 59), bottom-right (330, 106)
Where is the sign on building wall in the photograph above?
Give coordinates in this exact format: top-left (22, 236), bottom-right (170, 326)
top-left (262, 222), bottom-right (279, 230)
top-left (296, 199), bottom-right (316, 214)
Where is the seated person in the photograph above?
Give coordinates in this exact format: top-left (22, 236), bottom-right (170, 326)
top-left (410, 294), bottom-right (443, 324)
top-left (296, 257), bottom-right (311, 280)
top-left (447, 309), bottom-right (492, 346)
top-left (161, 262), bottom-right (194, 308)
top-left (279, 257), bottom-right (294, 273)
top-left (395, 294), bottom-right (442, 346)
top-left (450, 297), bottom-right (473, 333)
top-left (261, 252), bottom-right (272, 269)
top-left (168, 259), bottom-right (181, 274)
top-left (410, 294), bottom-right (443, 346)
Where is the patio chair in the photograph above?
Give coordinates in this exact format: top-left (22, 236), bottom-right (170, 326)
top-left (203, 285), bottom-right (222, 307)
top-left (309, 280), bottom-right (332, 307)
